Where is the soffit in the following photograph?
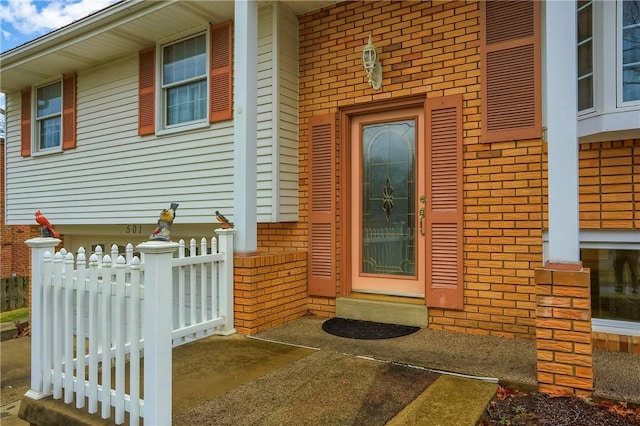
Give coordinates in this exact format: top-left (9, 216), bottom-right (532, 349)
top-left (0, 0), bottom-right (337, 93)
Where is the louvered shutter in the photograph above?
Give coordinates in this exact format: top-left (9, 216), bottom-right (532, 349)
top-left (308, 115), bottom-right (337, 297)
top-left (138, 47), bottom-right (155, 136)
top-left (210, 21), bottom-right (233, 123)
top-left (62, 73), bottom-right (77, 150)
top-left (425, 95), bottom-right (463, 309)
top-left (481, 0), bottom-right (541, 142)
top-left (21, 89), bottom-right (31, 157)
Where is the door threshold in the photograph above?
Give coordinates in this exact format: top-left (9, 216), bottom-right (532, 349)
top-left (337, 294), bottom-right (428, 328)
top-left (345, 292), bottom-right (425, 305)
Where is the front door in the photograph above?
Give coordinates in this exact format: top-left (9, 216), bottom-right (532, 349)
top-left (350, 107), bottom-right (426, 297)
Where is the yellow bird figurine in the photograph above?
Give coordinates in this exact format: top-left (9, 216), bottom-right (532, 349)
top-left (215, 210), bottom-right (234, 229)
top-left (150, 202), bottom-right (179, 241)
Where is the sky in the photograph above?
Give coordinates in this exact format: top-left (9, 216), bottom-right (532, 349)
top-left (0, 0), bottom-right (120, 53)
top-left (0, 0), bottom-right (120, 133)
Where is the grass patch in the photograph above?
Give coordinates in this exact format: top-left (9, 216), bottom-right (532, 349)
top-left (0, 308), bottom-right (29, 323)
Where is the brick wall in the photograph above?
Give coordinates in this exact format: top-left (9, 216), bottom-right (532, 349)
top-left (299, 1), bottom-right (547, 337)
top-left (234, 251), bottom-right (308, 334)
top-left (297, 2), bottom-right (638, 344)
top-left (0, 138), bottom-right (39, 280)
top-left (431, 139), bottom-right (544, 338)
top-left (579, 139), bottom-right (640, 229)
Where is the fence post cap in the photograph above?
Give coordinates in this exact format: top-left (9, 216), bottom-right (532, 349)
top-left (25, 237), bottom-right (62, 248)
top-left (136, 240), bottom-right (179, 254)
top-left (214, 228), bottom-right (236, 236)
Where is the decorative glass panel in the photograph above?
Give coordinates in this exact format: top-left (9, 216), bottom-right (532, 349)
top-left (582, 248), bottom-right (640, 322)
top-left (361, 120), bottom-right (415, 276)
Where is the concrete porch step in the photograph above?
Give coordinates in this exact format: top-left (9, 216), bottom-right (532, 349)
top-left (386, 375), bottom-right (498, 426)
top-left (336, 294), bottom-right (428, 328)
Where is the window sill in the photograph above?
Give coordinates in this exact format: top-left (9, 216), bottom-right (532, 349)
top-left (592, 318), bottom-right (640, 337)
top-left (578, 107), bottom-right (640, 143)
top-left (155, 120), bottom-right (210, 136)
top-left (30, 147), bottom-right (63, 157)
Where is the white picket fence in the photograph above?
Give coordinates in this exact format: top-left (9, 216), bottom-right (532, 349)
top-left (25, 229), bottom-right (235, 425)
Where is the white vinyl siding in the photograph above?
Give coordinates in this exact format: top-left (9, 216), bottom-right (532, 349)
top-left (277, 4), bottom-right (300, 221)
top-left (5, 54), bottom-right (234, 225)
top-left (256, 2), bottom-right (299, 222)
top-left (5, 7), bottom-right (298, 226)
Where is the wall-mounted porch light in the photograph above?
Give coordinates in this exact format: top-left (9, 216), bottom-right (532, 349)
top-left (362, 34), bottom-right (382, 90)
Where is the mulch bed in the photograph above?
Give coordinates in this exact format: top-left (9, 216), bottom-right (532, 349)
top-left (481, 387), bottom-right (640, 426)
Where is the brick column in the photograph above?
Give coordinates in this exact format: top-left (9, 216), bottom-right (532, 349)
top-left (234, 251), bottom-right (308, 334)
top-left (535, 266), bottom-right (593, 396)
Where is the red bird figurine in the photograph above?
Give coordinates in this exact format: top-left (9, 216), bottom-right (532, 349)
top-left (35, 210), bottom-right (60, 238)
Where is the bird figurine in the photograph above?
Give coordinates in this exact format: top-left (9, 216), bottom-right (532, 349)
top-left (150, 202), bottom-right (179, 241)
top-left (215, 210), bottom-right (234, 229)
top-left (35, 210), bottom-right (60, 238)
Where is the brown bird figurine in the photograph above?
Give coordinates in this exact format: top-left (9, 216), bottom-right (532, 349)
top-left (215, 210), bottom-right (234, 229)
top-left (35, 210), bottom-right (60, 238)
top-left (150, 202), bottom-right (179, 241)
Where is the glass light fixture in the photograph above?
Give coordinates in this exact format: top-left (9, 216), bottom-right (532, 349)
top-left (362, 34), bottom-right (382, 90)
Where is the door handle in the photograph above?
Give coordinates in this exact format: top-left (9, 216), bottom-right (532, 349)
top-left (419, 208), bottom-right (425, 235)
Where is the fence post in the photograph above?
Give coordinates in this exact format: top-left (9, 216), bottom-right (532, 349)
top-left (24, 237), bottom-right (61, 400)
top-left (136, 240), bottom-right (178, 424)
top-left (214, 229), bottom-right (235, 335)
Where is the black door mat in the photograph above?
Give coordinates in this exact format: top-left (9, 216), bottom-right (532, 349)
top-left (322, 318), bottom-right (420, 340)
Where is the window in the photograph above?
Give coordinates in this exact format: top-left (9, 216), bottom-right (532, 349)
top-left (621, 0), bottom-right (640, 102)
top-left (544, 230), bottom-right (640, 334)
top-left (35, 81), bottom-right (62, 151)
top-left (21, 74), bottom-right (76, 157)
top-left (577, 0), bottom-right (640, 142)
top-left (582, 248), bottom-right (639, 323)
top-left (137, 21), bottom-right (233, 136)
top-left (578, 1), bottom-right (594, 111)
top-left (162, 34), bottom-right (207, 127)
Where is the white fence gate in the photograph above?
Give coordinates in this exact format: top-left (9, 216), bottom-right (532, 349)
top-left (25, 229), bottom-right (235, 425)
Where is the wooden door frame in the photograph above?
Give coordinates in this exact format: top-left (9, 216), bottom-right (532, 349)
top-left (339, 94), bottom-right (428, 298)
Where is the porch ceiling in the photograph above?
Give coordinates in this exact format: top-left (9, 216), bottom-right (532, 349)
top-left (0, 0), bottom-right (338, 93)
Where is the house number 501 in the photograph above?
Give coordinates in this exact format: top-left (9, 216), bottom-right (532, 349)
top-left (126, 225), bottom-right (143, 234)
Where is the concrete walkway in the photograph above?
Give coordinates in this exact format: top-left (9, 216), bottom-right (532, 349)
top-left (2, 315), bottom-right (639, 425)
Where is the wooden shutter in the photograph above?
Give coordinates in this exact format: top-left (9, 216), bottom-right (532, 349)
top-left (62, 73), bottom-right (77, 150)
top-left (138, 47), bottom-right (155, 136)
top-left (21, 89), bottom-right (31, 157)
top-left (425, 95), bottom-right (463, 309)
top-left (481, 0), bottom-right (541, 142)
top-left (210, 21), bottom-right (233, 123)
top-left (308, 114), bottom-right (337, 297)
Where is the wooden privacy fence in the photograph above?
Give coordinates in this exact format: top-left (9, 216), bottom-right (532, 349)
top-left (25, 229), bottom-right (235, 426)
top-left (1, 276), bottom-right (29, 311)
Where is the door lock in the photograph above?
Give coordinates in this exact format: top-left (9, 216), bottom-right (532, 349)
top-left (420, 195), bottom-right (426, 203)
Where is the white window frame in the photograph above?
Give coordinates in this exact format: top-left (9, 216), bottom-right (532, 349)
top-left (543, 229), bottom-right (640, 336)
top-left (32, 77), bottom-right (63, 156)
top-left (156, 26), bottom-right (210, 135)
top-left (578, 0), bottom-right (640, 143)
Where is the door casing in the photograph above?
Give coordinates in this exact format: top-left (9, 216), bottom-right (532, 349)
top-left (339, 95), bottom-right (429, 300)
